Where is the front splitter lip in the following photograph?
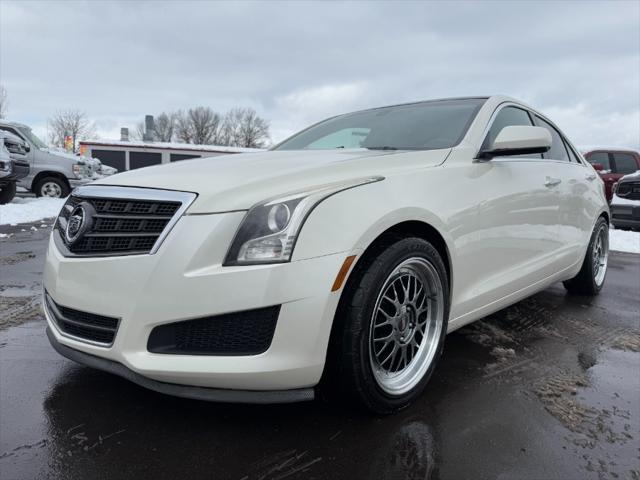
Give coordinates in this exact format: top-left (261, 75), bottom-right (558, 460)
top-left (46, 327), bottom-right (315, 404)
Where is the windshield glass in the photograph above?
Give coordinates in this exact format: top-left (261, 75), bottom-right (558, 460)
top-left (274, 98), bottom-right (486, 151)
top-left (17, 127), bottom-right (48, 149)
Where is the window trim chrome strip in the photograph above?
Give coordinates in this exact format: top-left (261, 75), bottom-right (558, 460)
top-left (473, 101), bottom-right (587, 167)
top-left (60, 185), bottom-right (197, 257)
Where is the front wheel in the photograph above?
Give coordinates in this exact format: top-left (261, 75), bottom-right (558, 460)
top-left (326, 237), bottom-right (449, 414)
top-left (34, 177), bottom-right (70, 198)
top-left (563, 217), bottom-right (609, 295)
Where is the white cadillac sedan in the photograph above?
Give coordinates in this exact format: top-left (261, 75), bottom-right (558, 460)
top-left (43, 95), bottom-right (609, 413)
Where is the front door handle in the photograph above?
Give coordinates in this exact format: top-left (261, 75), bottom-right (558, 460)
top-left (585, 173), bottom-right (597, 181)
top-left (544, 176), bottom-right (562, 187)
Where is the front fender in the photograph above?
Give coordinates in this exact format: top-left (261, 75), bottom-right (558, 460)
top-left (291, 175), bottom-right (455, 268)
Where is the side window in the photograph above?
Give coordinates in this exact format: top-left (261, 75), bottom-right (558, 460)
top-left (533, 116), bottom-right (569, 161)
top-left (587, 152), bottom-right (612, 171)
top-left (612, 153), bottom-right (638, 174)
top-left (482, 106), bottom-right (541, 158)
top-left (563, 139), bottom-right (581, 163)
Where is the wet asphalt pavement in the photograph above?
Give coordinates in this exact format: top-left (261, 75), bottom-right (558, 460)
top-left (1, 224), bottom-right (639, 480)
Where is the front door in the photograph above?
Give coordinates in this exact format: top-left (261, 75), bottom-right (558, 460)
top-left (453, 106), bottom-right (563, 317)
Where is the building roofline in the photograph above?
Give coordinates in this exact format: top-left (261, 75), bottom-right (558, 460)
top-left (79, 139), bottom-right (263, 153)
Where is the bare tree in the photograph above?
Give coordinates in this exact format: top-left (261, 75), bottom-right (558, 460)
top-left (174, 110), bottom-right (193, 143)
top-left (130, 121), bottom-right (146, 141)
top-left (189, 107), bottom-right (221, 144)
top-left (0, 85), bottom-right (7, 119)
top-left (130, 107), bottom-right (268, 147)
top-left (153, 112), bottom-right (176, 142)
top-left (221, 108), bottom-right (270, 148)
top-left (47, 110), bottom-right (96, 152)
top-left (219, 108), bottom-right (244, 146)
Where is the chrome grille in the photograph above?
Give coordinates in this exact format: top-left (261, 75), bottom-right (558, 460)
top-left (54, 186), bottom-right (196, 257)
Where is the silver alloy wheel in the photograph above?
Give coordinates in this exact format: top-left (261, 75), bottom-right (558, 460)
top-left (41, 181), bottom-right (62, 198)
top-left (369, 257), bottom-right (444, 396)
top-left (592, 224), bottom-right (609, 287)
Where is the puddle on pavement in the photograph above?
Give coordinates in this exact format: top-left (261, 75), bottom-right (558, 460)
top-left (538, 348), bottom-right (640, 479)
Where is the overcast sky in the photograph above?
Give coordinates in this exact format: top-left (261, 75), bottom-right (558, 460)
top-left (1, 0), bottom-right (639, 148)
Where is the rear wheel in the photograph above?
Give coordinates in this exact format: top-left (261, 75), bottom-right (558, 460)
top-left (326, 237), bottom-right (449, 414)
top-left (563, 217), bottom-right (609, 295)
top-left (0, 182), bottom-right (16, 204)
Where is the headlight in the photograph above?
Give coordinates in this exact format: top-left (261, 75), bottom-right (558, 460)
top-left (224, 176), bottom-right (384, 265)
top-left (72, 163), bottom-right (89, 178)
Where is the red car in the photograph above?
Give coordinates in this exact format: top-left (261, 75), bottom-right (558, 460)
top-left (582, 147), bottom-right (640, 202)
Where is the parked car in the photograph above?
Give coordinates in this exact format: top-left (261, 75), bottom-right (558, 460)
top-left (0, 121), bottom-right (116, 198)
top-left (0, 131), bottom-right (30, 204)
top-left (43, 95), bottom-right (609, 414)
top-left (609, 171), bottom-right (640, 231)
top-left (582, 147), bottom-right (640, 202)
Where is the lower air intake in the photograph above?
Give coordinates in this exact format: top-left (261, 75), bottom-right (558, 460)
top-left (147, 306), bottom-right (280, 356)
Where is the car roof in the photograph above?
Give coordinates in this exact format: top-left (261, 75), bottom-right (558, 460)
top-left (580, 145), bottom-right (640, 154)
top-left (0, 120), bottom-right (29, 129)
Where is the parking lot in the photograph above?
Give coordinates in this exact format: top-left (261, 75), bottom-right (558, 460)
top-left (0, 224), bottom-right (639, 480)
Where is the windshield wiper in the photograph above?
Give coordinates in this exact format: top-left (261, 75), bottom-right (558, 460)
top-left (365, 146), bottom-right (398, 151)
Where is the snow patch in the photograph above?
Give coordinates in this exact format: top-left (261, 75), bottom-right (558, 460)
top-left (0, 197), bottom-right (66, 225)
top-left (610, 229), bottom-right (640, 254)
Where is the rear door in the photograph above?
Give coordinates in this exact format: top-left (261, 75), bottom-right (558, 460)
top-left (533, 115), bottom-right (593, 268)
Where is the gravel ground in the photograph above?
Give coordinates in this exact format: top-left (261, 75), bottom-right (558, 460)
top-left (0, 224), bottom-right (639, 480)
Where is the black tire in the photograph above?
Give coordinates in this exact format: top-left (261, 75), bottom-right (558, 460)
top-left (563, 217), bottom-right (609, 295)
top-left (324, 236), bottom-right (449, 414)
top-left (34, 176), bottom-right (70, 198)
top-left (0, 182), bottom-right (17, 204)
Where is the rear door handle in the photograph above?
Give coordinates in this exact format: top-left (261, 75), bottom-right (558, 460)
top-left (585, 173), bottom-right (597, 181)
top-left (544, 176), bottom-right (562, 187)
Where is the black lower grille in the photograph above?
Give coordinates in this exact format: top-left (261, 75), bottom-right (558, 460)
top-left (45, 292), bottom-right (119, 346)
top-left (147, 306), bottom-right (280, 355)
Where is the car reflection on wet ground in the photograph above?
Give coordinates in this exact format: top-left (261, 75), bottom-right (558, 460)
top-left (1, 225), bottom-right (639, 480)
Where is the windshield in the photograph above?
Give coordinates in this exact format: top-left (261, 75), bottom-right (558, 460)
top-left (274, 98), bottom-right (486, 151)
top-left (17, 126), bottom-right (48, 149)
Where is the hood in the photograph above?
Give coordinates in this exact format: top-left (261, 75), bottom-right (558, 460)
top-left (93, 148), bottom-right (450, 213)
top-left (619, 170), bottom-right (640, 182)
top-left (45, 148), bottom-right (103, 171)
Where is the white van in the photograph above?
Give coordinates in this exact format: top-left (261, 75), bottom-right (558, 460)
top-left (0, 121), bottom-right (116, 198)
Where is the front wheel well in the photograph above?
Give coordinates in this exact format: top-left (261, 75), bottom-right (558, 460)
top-left (31, 172), bottom-right (70, 192)
top-left (356, 221), bottom-right (452, 292)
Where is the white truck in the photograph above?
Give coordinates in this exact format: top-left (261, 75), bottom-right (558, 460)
top-left (0, 121), bottom-right (116, 198)
top-left (0, 131), bottom-right (30, 204)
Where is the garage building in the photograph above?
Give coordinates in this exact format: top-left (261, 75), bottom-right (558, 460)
top-left (80, 139), bottom-right (262, 172)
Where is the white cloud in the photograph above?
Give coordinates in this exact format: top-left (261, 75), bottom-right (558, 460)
top-left (1, 1), bottom-right (638, 148)
top-left (544, 103), bottom-right (640, 149)
top-left (271, 82), bottom-right (370, 141)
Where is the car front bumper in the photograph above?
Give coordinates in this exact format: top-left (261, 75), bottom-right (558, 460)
top-left (43, 212), bottom-right (349, 393)
top-left (611, 203), bottom-right (640, 229)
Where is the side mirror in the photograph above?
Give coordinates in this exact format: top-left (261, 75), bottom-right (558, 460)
top-left (23, 143), bottom-right (30, 153)
top-left (478, 125), bottom-right (552, 160)
top-left (591, 163), bottom-right (604, 171)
